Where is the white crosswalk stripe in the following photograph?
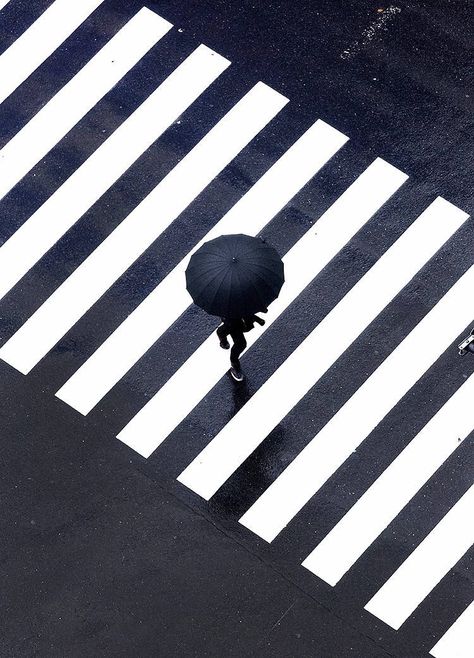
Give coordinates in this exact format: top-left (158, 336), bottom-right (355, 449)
top-left (178, 198), bottom-right (468, 500)
top-left (430, 601), bottom-right (474, 658)
top-left (56, 119), bottom-right (348, 414)
top-left (0, 0), bottom-right (106, 106)
top-left (0, 82), bottom-right (286, 374)
top-left (0, 8), bottom-right (171, 206)
top-left (365, 483), bottom-right (474, 629)
top-left (302, 370), bottom-right (474, 585)
top-left (0, 43), bottom-right (229, 314)
top-left (0, 6), bottom-right (471, 651)
top-left (116, 158), bottom-right (407, 457)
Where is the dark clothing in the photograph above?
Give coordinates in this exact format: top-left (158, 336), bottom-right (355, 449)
top-left (242, 314), bottom-right (266, 331)
top-left (217, 319), bottom-right (247, 370)
top-left (216, 315), bottom-right (265, 371)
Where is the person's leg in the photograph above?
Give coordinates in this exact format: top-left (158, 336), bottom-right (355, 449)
top-left (230, 332), bottom-right (246, 380)
top-left (216, 323), bottom-right (230, 349)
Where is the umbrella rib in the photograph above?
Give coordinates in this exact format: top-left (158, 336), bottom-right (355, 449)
top-left (187, 262), bottom-right (227, 278)
top-left (190, 267), bottom-right (229, 301)
top-left (223, 261), bottom-right (236, 317)
top-left (245, 266), bottom-right (283, 296)
top-left (219, 236), bottom-right (235, 258)
top-left (205, 266), bottom-right (233, 315)
top-left (233, 261), bottom-right (248, 317)
top-left (195, 247), bottom-right (229, 258)
top-left (241, 259), bottom-right (283, 274)
top-left (245, 261), bottom-right (283, 279)
top-left (247, 273), bottom-right (270, 310)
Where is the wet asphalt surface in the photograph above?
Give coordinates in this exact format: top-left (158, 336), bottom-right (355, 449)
top-left (0, 0), bottom-right (472, 656)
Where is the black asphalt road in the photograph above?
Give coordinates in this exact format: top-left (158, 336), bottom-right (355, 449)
top-left (0, 1), bottom-right (472, 656)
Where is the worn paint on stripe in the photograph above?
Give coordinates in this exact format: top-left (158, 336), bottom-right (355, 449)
top-left (57, 119), bottom-right (348, 414)
top-left (116, 158), bottom-right (408, 458)
top-left (0, 82), bottom-right (287, 374)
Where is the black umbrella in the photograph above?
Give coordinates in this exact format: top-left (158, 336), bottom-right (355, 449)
top-left (185, 234), bottom-right (284, 318)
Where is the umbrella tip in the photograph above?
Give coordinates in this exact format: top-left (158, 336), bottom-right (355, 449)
top-left (232, 256), bottom-right (237, 262)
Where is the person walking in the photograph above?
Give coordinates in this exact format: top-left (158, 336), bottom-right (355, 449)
top-left (217, 311), bottom-right (266, 381)
top-left (185, 233), bottom-right (284, 382)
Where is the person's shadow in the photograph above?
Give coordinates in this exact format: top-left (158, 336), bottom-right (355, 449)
top-left (212, 371), bottom-right (287, 517)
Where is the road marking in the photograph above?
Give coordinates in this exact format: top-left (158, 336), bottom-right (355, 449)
top-left (239, 210), bottom-right (472, 540)
top-left (0, 43), bottom-right (229, 365)
top-left (0, 0), bottom-right (106, 106)
top-left (365, 483), bottom-right (474, 630)
top-left (178, 198), bottom-right (467, 500)
top-left (430, 601), bottom-right (474, 658)
top-left (0, 9), bottom-right (171, 207)
top-left (0, 82), bottom-right (287, 374)
top-left (302, 372), bottom-right (474, 585)
top-left (57, 119), bottom-right (348, 414)
top-left (116, 158), bottom-right (408, 458)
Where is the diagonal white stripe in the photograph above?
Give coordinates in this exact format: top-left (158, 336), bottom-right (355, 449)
top-left (0, 8), bottom-right (172, 206)
top-left (365, 483), bottom-right (474, 630)
top-left (0, 0), bottom-right (12, 11)
top-left (57, 119), bottom-right (348, 414)
top-left (0, 0), bottom-right (106, 106)
top-left (0, 43), bottom-right (229, 358)
top-left (178, 198), bottom-right (468, 500)
top-left (0, 82), bottom-right (287, 374)
top-left (116, 158), bottom-right (408, 458)
top-left (302, 371), bottom-right (474, 585)
top-left (430, 601), bottom-right (474, 658)
top-left (239, 208), bottom-right (471, 541)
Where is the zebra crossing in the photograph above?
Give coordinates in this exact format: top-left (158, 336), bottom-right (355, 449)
top-left (301, 368), bottom-right (474, 587)
top-left (0, 40), bottom-right (231, 331)
top-left (0, 9), bottom-right (171, 204)
top-left (0, 1), bottom-right (471, 656)
top-left (236, 249), bottom-right (474, 539)
top-left (0, 0), bottom-right (106, 105)
top-left (116, 157), bottom-right (406, 456)
top-left (364, 483), bottom-right (474, 630)
top-left (56, 118), bottom-right (349, 415)
top-left (0, 80), bottom-right (286, 372)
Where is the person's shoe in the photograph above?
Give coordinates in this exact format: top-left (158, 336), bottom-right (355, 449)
top-left (458, 330), bottom-right (474, 355)
top-left (230, 366), bottom-right (244, 382)
top-left (219, 339), bottom-right (230, 350)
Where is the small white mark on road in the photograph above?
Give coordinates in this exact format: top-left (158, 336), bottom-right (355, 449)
top-left (341, 6), bottom-right (402, 60)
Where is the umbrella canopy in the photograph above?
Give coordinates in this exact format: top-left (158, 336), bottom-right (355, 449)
top-left (185, 234), bottom-right (284, 317)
